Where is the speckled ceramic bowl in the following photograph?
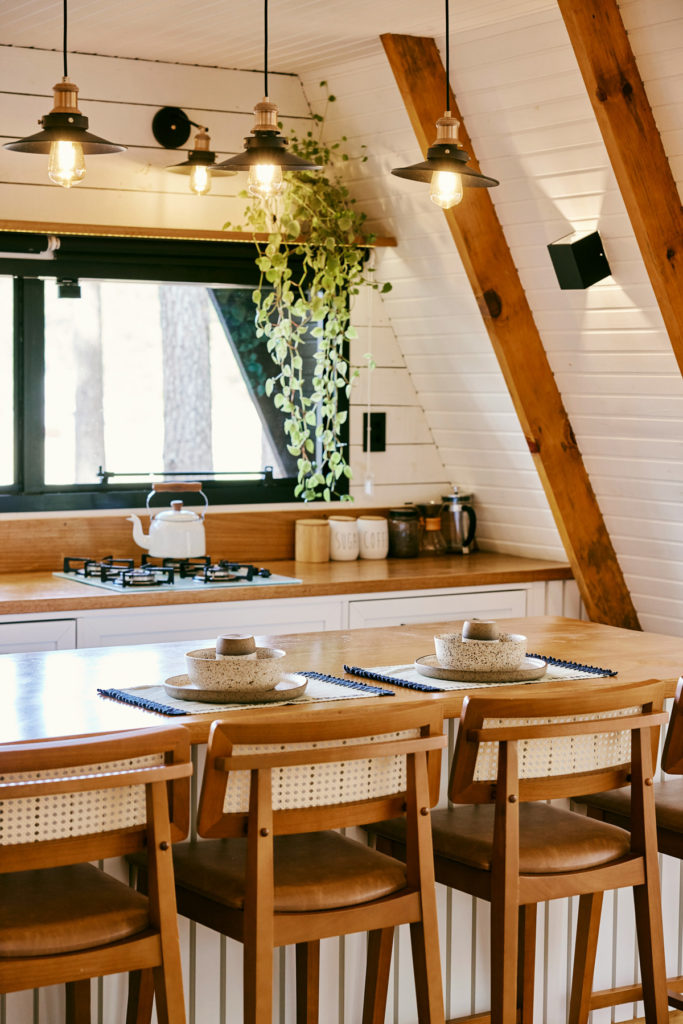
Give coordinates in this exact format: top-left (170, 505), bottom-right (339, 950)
top-left (434, 632), bottom-right (527, 672)
top-left (185, 646), bottom-right (287, 692)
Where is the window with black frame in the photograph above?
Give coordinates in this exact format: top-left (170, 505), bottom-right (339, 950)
top-left (0, 234), bottom-right (348, 511)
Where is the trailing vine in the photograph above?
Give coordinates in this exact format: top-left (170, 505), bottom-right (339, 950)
top-left (229, 87), bottom-right (390, 502)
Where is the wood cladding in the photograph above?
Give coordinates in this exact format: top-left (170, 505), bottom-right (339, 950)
top-left (381, 33), bottom-right (641, 632)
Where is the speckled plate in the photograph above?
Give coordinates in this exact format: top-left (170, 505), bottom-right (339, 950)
top-left (164, 673), bottom-right (308, 704)
top-left (414, 654), bottom-right (547, 684)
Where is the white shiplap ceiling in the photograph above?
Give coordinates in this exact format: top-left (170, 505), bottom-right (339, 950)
top-left (3, 0), bottom-right (554, 73)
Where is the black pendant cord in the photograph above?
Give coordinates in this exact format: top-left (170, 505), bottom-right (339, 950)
top-left (63, 0), bottom-right (68, 78)
top-left (444, 0), bottom-right (450, 111)
top-left (264, 0), bottom-right (269, 97)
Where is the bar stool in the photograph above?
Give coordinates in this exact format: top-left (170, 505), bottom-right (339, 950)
top-left (367, 680), bottom-right (669, 1024)
top-left (574, 675), bottom-right (683, 1012)
top-left (0, 726), bottom-right (191, 1024)
top-left (129, 702), bottom-right (447, 1024)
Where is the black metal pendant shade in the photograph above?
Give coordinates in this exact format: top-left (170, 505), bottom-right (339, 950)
top-left (5, 112), bottom-right (124, 155)
top-left (392, 143), bottom-right (499, 188)
top-left (216, 131), bottom-right (320, 173)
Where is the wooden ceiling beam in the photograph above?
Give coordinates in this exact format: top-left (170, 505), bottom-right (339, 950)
top-left (557, 0), bottom-right (683, 371)
top-left (381, 32), bottom-right (640, 629)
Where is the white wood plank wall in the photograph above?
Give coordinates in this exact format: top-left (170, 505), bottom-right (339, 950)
top-left (0, 45), bottom-right (311, 231)
top-left (302, 0), bottom-right (683, 637)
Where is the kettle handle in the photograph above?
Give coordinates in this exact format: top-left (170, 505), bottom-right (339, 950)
top-left (461, 504), bottom-right (477, 548)
top-left (146, 481), bottom-right (208, 517)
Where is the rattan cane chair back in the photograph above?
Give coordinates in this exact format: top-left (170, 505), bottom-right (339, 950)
top-left (0, 726), bottom-right (191, 1024)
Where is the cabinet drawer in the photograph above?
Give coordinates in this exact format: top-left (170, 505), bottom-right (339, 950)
top-left (76, 597), bottom-right (345, 648)
top-left (0, 619), bottom-right (76, 653)
top-left (348, 589), bottom-right (527, 629)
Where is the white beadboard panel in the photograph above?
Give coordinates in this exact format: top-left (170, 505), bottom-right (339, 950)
top-left (301, 0), bottom-right (683, 637)
top-left (349, 325), bottom-right (406, 368)
top-left (348, 444), bottom-right (448, 486)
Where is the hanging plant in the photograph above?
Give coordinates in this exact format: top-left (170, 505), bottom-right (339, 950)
top-left (228, 87), bottom-right (390, 502)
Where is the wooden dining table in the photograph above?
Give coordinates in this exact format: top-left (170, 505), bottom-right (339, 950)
top-left (2, 614), bottom-right (682, 1024)
top-left (3, 615), bottom-right (682, 746)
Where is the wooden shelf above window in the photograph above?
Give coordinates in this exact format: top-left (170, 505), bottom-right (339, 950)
top-left (0, 219), bottom-right (397, 247)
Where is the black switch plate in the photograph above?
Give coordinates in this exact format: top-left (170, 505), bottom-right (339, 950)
top-left (362, 412), bottom-right (386, 452)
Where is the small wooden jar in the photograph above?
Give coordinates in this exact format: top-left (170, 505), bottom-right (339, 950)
top-left (295, 519), bottom-right (330, 562)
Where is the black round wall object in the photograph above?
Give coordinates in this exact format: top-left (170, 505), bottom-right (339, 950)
top-left (152, 107), bottom-right (192, 149)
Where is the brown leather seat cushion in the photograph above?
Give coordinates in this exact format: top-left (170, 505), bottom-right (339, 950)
top-left (0, 863), bottom-right (150, 957)
top-left (578, 779), bottom-right (683, 834)
top-left (171, 831), bottom-right (407, 912)
top-left (370, 802), bottom-right (632, 874)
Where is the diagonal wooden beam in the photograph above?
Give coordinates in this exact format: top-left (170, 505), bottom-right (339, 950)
top-left (556, 0), bottom-right (683, 373)
top-left (381, 32), bottom-right (640, 630)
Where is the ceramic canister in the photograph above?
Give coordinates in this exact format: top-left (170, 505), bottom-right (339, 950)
top-left (328, 515), bottom-right (359, 561)
top-left (357, 515), bottom-right (389, 560)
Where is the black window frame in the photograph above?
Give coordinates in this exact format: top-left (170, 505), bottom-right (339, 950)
top-left (0, 233), bottom-right (350, 512)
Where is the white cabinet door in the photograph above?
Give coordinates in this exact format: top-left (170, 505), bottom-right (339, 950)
top-left (0, 619), bottom-right (76, 654)
top-left (76, 597), bottom-right (345, 649)
top-left (348, 588), bottom-right (527, 629)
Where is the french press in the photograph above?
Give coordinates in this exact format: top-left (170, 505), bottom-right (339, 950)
top-left (440, 490), bottom-right (477, 554)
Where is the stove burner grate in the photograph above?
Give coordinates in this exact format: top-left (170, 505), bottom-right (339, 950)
top-left (62, 555), bottom-right (272, 587)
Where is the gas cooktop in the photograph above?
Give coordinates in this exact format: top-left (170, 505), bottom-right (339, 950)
top-left (54, 556), bottom-right (301, 592)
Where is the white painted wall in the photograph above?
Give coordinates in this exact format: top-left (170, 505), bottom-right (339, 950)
top-left (302, 0), bottom-right (683, 636)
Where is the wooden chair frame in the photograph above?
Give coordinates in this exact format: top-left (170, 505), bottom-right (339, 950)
top-left (0, 726), bottom-right (192, 1024)
top-left (132, 701), bottom-right (447, 1024)
top-left (576, 675), bottom-right (683, 1014)
top-left (376, 680), bottom-right (669, 1024)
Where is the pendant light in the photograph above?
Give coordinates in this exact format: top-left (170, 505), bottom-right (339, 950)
top-left (391, 0), bottom-right (498, 208)
top-left (3, 0), bottom-right (125, 188)
top-left (215, 0), bottom-right (320, 199)
top-left (152, 108), bottom-right (236, 196)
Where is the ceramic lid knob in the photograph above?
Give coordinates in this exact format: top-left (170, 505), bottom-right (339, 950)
top-left (462, 619), bottom-right (499, 641)
top-left (216, 634), bottom-right (257, 656)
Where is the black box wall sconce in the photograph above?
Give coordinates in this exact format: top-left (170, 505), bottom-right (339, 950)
top-left (547, 230), bottom-right (611, 289)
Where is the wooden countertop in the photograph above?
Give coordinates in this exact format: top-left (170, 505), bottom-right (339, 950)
top-left (0, 553), bottom-right (572, 616)
top-left (2, 616), bottom-right (680, 745)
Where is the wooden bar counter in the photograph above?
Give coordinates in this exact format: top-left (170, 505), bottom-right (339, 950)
top-left (2, 615), bottom-right (681, 746)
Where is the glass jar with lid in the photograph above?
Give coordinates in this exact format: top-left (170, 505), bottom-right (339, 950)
top-left (387, 507), bottom-right (421, 557)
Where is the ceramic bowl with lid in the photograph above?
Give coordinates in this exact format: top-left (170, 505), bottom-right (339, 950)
top-left (434, 632), bottom-right (527, 672)
top-left (185, 646), bottom-right (286, 691)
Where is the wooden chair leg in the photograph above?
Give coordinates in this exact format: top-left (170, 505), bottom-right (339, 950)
top-left (152, 962), bottom-right (186, 1024)
top-left (568, 892), bottom-right (603, 1024)
top-left (490, 894), bottom-right (519, 1024)
top-left (410, 920), bottom-right (446, 1024)
top-left (517, 904), bottom-right (537, 1024)
top-left (296, 941), bottom-right (320, 1024)
top-left (633, 881), bottom-right (669, 1024)
top-left (65, 979), bottom-right (90, 1024)
top-left (126, 969), bottom-right (155, 1024)
top-left (363, 927), bottom-right (394, 1024)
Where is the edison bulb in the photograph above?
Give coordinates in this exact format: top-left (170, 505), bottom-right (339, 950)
top-left (48, 140), bottom-right (86, 188)
top-left (429, 170), bottom-right (463, 210)
top-left (248, 163), bottom-right (285, 200)
top-left (189, 163), bottom-right (211, 196)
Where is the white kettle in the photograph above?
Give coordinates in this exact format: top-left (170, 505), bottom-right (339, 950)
top-left (128, 483), bottom-right (207, 559)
